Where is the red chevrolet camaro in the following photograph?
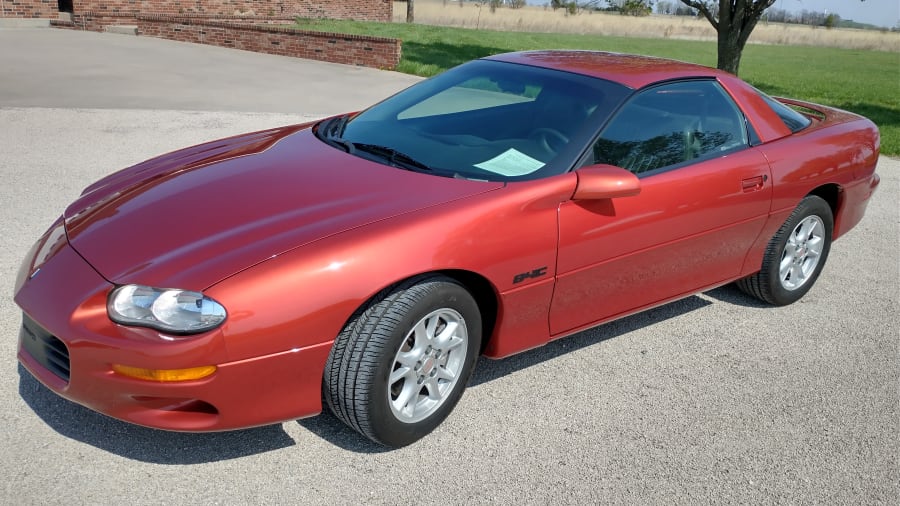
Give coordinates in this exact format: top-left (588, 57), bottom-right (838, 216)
top-left (15, 51), bottom-right (880, 447)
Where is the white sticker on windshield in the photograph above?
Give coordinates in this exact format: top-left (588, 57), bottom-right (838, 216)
top-left (474, 149), bottom-right (545, 176)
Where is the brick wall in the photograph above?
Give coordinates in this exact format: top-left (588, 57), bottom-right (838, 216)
top-left (68, 1), bottom-right (391, 21)
top-left (49, 11), bottom-right (287, 31)
top-left (52, 12), bottom-right (402, 69)
top-left (50, 12), bottom-right (136, 31)
top-left (1, 0), bottom-right (59, 18)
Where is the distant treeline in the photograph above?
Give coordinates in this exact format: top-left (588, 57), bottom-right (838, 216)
top-left (535, 0), bottom-right (896, 31)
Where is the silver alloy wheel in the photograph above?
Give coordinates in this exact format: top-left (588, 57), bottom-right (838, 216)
top-left (388, 308), bottom-right (468, 423)
top-left (779, 214), bottom-right (826, 291)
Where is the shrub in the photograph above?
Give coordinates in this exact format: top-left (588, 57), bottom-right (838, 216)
top-left (620, 0), bottom-right (651, 17)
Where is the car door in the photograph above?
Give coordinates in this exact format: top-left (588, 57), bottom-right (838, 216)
top-left (549, 79), bottom-right (773, 335)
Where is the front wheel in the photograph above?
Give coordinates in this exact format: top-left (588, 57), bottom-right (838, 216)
top-left (323, 275), bottom-right (482, 447)
top-left (736, 195), bottom-right (833, 305)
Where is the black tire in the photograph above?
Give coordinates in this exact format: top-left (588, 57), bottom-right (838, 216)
top-left (322, 275), bottom-right (481, 447)
top-left (736, 195), bottom-right (833, 306)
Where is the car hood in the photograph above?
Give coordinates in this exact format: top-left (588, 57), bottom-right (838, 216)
top-left (64, 124), bottom-right (503, 289)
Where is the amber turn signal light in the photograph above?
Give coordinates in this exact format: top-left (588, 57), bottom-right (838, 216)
top-left (112, 364), bottom-right (217, 382)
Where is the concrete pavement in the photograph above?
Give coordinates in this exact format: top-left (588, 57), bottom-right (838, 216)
top-left (0, 27), bottom-right (420, 114)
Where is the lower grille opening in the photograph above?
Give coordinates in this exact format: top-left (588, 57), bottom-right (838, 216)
top-left (20, 314), bottom-right (71, 383)
top-left (131, 396), bottom-right (219, 414)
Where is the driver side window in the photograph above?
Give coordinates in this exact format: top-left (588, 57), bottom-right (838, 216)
top-left (591, 80), bottom-right (748, 174)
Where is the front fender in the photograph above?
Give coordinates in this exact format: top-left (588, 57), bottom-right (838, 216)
top-left (206, 173), bottom-right (577, 363)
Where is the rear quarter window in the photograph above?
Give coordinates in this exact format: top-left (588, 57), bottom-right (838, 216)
top-left (757, 91), bottom-right (812, 133)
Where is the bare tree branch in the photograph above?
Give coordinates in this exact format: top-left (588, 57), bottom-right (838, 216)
top-left (680, 0), bottom-right (718, 30)
top-left (749, 0), bottom-right (777, 19)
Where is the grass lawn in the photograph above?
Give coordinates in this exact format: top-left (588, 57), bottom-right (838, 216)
top-left (293, 19), bottom-right (899, 157)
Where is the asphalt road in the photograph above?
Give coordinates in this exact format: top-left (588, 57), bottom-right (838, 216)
top-left (1, 27), bottom-right (898, 505)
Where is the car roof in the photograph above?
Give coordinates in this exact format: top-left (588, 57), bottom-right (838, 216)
top-left (484, 50), bottom-right (728, 90)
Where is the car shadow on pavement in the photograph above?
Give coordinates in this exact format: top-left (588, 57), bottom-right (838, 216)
top-left (470, 293), bottom-right (714, 387)
top-left (17, 286), bottom-right (761, 457)
top-left (703, 284), bottom-right (772, 308)
top-left (17, 363), bottom-right (296, 464)
top-left (295, 410), bottom-right (393, 454)
top-left (295, 293), bottom-right (718, 452)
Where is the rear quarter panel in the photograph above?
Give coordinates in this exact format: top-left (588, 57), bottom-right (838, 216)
top-left (736, 100), bottom-right (880, 276)
top-left (757, 104), bottom-right (879, 236)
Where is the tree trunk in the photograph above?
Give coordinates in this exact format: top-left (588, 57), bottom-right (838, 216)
top-left (716, 28), bottom-right (743, 75)
top-left (680, 0), bottom-right (775, 76)
top-left (715, 1), bottom-right (766, 75)
top-left (407, 0), bottom-right (415, 23)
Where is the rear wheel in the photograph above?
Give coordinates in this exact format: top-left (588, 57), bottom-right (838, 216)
top-left (736, 195), bottom-right (833, 305)
top-left (323, 275), bottom-right (481, 447)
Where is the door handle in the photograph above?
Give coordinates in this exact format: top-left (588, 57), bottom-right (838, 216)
top-left (741, 175), bottom-right (767, 192)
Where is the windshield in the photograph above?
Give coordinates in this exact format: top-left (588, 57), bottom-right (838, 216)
top-left (317, 59), bottom-right (629, 181)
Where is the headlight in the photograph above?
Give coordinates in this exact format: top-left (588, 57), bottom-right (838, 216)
top-left (108, 284), bottom-right (227, 335)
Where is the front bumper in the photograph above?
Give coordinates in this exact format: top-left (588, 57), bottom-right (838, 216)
top-left (14, 239), bottom-right (331, 431)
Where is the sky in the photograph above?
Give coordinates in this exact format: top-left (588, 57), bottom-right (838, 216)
top-left (773, 0), bottom-right (900, 28)
top-left (550, 1), bottom-right (900, 28)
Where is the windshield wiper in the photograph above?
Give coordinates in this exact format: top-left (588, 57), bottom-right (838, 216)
top-left (316, 116), bottom-right (431, 172)
top-left (328, 137), bottom-right (356, 154)
top-left (352, 143), bottom-right (433, 172)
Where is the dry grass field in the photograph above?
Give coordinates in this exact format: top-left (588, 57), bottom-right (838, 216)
top-left (393, 1), bottom-right (899, 52)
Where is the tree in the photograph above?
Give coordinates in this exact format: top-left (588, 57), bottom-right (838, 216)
top-left (679, 1), bottom-right (865, 75)
top-left (620, 0), bottom-right (652, 16)
top-left (407, 0), bottom-right (414, 23)
top-left (599, 0), bottom-right (654, 14)
top-left (678, 1), bottom-right (776, 75)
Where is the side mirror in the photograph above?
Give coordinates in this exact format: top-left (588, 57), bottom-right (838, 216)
top-left (573, 164), bottom-right (641, 200)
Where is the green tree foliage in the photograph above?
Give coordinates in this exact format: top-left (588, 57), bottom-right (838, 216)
top-left (620, 0), bottom-right (652, 16)
top-left (551, 0), bottom-right (579, 14)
